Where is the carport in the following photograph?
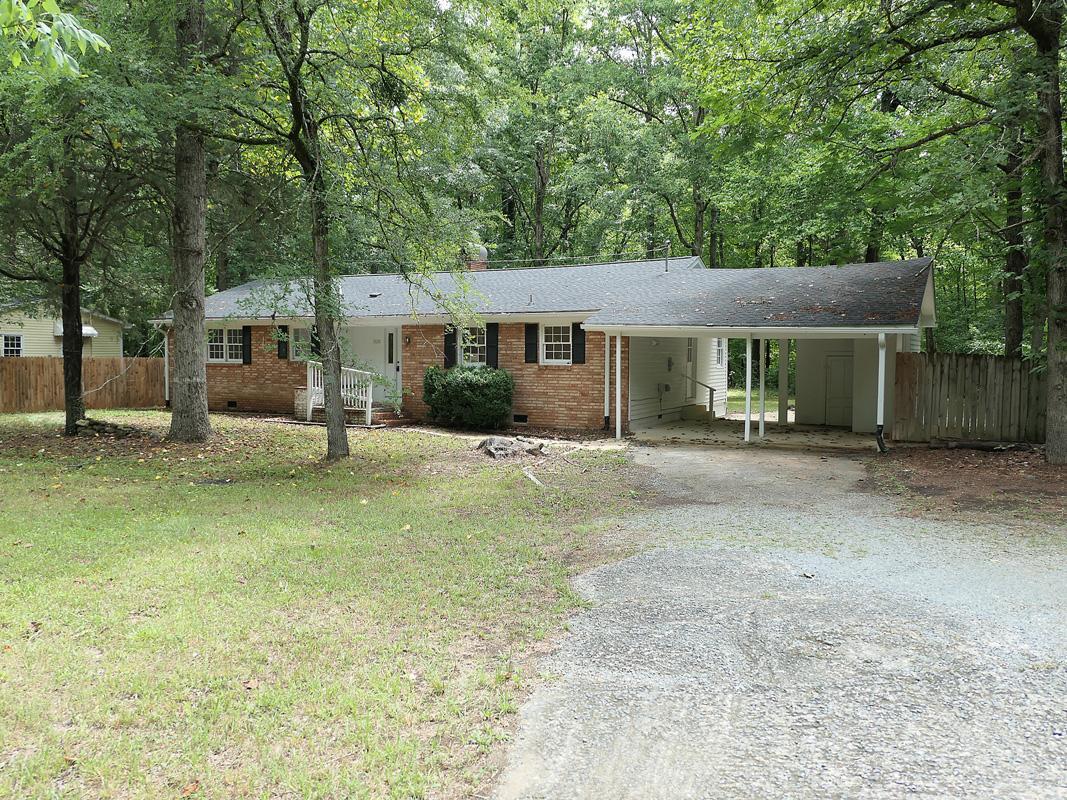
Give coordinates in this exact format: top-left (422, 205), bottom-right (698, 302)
top-left (584, 258), bottom-right (937, 448)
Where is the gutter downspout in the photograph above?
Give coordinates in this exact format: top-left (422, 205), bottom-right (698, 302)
top-left (875, 332), bottom-right (888, 453)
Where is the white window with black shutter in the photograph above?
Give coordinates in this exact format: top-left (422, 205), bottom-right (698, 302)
top-left (461, 327), bottom-right (486, 365)
top-left (445, 323), bottom-right (499, 368)
top-left (532, 322), bottom-right (585, 366)
top-left (206, 326), bottom-right (252, 364)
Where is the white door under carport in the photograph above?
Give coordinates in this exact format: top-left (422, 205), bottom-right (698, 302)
top-left (824, 354), bottom-right (854, 427)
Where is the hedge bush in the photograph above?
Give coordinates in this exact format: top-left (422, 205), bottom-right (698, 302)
top-left (423, 365), bottom-right (514, 429)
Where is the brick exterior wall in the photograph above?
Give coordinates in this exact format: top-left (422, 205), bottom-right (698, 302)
top-left (401, 323), bottom-right (630, 432)
top-left (167, 325), bottom-right (306, 414)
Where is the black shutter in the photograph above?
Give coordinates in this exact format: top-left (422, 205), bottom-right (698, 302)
top-left (524, 323), bottom-right (539, 363)
top-left (242, 326), bottom-right (252, 364)
top-left (444, 327), bottom-right (457, 368)
top-left (277, 325), bottom-right (289, 359)
top-left (310, 325), bottom-right (321, 357)
top-left (486, 323), bottom-right (499, 368)
top-left (571, 323), bottom-right (586, 364)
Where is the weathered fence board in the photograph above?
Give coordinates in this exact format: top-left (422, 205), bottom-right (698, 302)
top-left (894, 352), bottom-right (1046, 443)
top-left (0, 357), bottom-right (164, 413)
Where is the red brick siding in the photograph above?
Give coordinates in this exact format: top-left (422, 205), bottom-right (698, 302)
top-left (401, 323), bottom-right (630, 432)
top-left (167, 325), bottom-right (305, 414)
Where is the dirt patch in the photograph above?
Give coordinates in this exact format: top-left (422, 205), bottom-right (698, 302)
top-left (865, 446), bottom-right (1067, 521)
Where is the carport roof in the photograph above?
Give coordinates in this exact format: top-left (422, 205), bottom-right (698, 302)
top-left (581, 258), bottom-right (934, 330)
top-left (155, 256), bottom-right (934, 332)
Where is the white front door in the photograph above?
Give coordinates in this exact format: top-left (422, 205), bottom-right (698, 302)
top-left (825, 354), bottom-right (853, 427)
top-left (345, 327), bottom-right (391, 403)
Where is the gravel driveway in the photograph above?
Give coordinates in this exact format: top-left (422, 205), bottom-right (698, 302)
top-left (495, 445), bottom-right (1067, 799)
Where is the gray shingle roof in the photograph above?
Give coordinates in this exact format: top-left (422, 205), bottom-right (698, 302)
top-left (180, 256), bottom-right (932, 330)
top-left (582, 258), bottom-right (933, 328)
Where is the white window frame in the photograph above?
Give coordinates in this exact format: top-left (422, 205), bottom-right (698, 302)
top-left (289, 326), bottom-right (313, 360)
top-left (715, 337), bottom-right (725, 367)
top-left (206, 327), bottom-right (243, 363)
top-left (460, 326), bottom-right (487, 366)
top-left (540, 323), bottom-right (572, 365)
top-left (1, 333), bottom-right (23, 357)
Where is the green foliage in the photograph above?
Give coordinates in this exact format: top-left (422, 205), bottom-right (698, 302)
top-left (0, 0), bottom-right (108, 74)
top-left (423, 365), bottom-right (515, 429)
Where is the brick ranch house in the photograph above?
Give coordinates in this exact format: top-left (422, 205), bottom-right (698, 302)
top-left (155, 256), bottom-right (935, 441)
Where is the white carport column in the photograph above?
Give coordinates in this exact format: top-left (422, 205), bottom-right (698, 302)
top-left (615, 334), bottom-right (623, 440)
top-left (744, 335), bottom-right (752, 442)
top-left (876, 332), bottom-right (887, 451)
top-left (603, 334), bottom-right (611, 429)
top-left (777, 339), bottom-right (789, 425)
top-left (758, 339), bottom-right (766, 438)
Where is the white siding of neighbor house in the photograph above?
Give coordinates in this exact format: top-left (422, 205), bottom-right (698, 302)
top-left (0, 309), bottom-right (124, 358)
top-left (629, 335), bottom-right (728, 424)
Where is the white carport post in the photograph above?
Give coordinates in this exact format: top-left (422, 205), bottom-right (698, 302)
top-left (615, 334), bottom-right (622, 440)
top-left (758, 338), bottom-right (766, 438)
top-left (777, 339), bottom-right (789, 425)
top-left (603, 334), bottom-right (611, 429)
top-left (744, 334), bottom-right (752, 442)
top-left (876, 332), bottom-right (887, 451)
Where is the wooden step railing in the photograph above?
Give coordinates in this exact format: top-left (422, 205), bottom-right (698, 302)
top-left (306, 360), bottom-right (373, 426)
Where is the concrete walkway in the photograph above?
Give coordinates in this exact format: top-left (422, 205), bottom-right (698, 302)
top-left (494, 446), bottom-right (1067, 799)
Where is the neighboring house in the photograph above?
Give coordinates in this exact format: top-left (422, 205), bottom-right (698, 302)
top-left (0, 302), bottom-right (128, 358)
top-left (154, 255), bottom-right (935, 438)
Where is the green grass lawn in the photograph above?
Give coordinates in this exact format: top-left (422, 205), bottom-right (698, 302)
top-left (0, 412), bottom-right (638, 799)
top-left (726, 387), bottom-right (790, 414)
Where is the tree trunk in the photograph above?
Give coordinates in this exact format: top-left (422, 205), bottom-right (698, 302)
top-left (864, 212), bottom-right (884, 262)
top-left (59, 253), bottom-right (85, 435)
top-left (532, 141), bottom-right (548, 265)
top-left (1003, 130), bottom-right (1027, 358)
top-left (58, 138), bottom-right (85, 435)
top-left (707, 206), bottom-right (720, 267)
top-left (168, 0), bottom-right (212, 443)
top-left (692, 194), bottom-right (705, 259)
top-left (301, 133), bottom-right (348, 460)
top-left (1017, 2), bottom-right (1066, 463)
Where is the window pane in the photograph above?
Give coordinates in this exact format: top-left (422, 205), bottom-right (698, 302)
top-left (2, 334), bottom-right (21, 357)
top-left (227, 328), bottom-right (243, 361)
top-left (462, 327), bottom-right (486, 365)
top-left (542, 325), bottom-right (571, 363)
top-left (207, 329), bottom-right (225, 361)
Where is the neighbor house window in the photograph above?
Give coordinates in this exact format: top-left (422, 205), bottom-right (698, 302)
top-left (2, 334), bottom-right (22, 357)
top-left (541, 324), bottom-right (572, 364)
top-left (461, 327), bottom-right (486, 365)
top-left (206, 328), bottom-right (243, 363)
top-left (715, 338), bottom-right (725, 366)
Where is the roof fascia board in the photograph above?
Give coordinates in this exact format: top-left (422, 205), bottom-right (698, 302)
top-left (581, 324), bottom-right (921, 339)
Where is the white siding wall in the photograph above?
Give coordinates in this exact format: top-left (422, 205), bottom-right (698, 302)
top-left (695, 336), bottom-right (728, 417)
top-left (0, 309), bottom-right (124, 358)
top-left (629, 336), bottom-right (729, 424)
top-left (794, 336), bottom-right (898, 434)
top-left (628, 335), bottom-right (690, 424)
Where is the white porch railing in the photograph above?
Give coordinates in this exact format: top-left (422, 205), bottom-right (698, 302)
top-left (306, 360), bottom-right (373, 426)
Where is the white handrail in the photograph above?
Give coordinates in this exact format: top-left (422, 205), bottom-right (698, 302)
top-left (305, 360), bottom-right (373, 425)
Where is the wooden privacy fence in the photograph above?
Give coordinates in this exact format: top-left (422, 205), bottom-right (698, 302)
top-left (894, 352), bottom-right (1046, 443)
top-left (0, 357), bottom-right (165, 413)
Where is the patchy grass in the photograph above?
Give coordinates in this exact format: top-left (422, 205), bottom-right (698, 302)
top-left (0, 412), bottom-right (640, 799)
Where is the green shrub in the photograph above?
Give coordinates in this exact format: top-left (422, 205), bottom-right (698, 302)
top-left (423, 365), bottom-right (514, 429)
